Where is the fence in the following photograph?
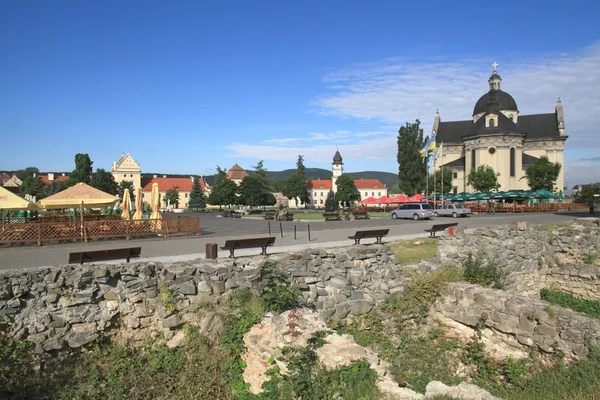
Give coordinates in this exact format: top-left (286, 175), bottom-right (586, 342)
top-left (0, 216), bottom-right (200, 246)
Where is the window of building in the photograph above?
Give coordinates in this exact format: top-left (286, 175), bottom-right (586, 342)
top-left (453, 172), bottom-right (458, 179)
top-left (185, 193), bottom-right (188, 198)
top-left (364, 192), bottom-right (368, 197)
top-left (320, 199), bottom-right (323, 205)
top-left (488, 119), bottom-right (495, 128)
top-left (453, 187), bottom-right (458, 194)
top-left (371, 192), bottom-right (375, 196)
top-left (471, 149), bottom-right (476, 170)
top-left (510, 147), bottom-right (516, 177)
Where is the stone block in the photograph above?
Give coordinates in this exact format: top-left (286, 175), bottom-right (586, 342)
top-left (335, 302), bottom-right (352, 319)
top-left (178, 281), bottom-right (197, 295)
top-left (162, 315), bottom-right (183, 329)
top-left (350, 300), bottom-right (374, 316)
top-left (68, 333), bottom-right (98, 348)
top-left (329, 277), bottom-right (349, 288)
top-left (198, 281), bottom-right (212, 293)
top-left (210, 281), bottom-right (225, 295)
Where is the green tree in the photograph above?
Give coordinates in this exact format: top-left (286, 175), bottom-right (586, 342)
top-left (282, 174), bottom-right (310, 206)
top-left (397, 120), bottom-right (428, 195)
top-left (335, 174), bottom-right (361, 207)
top-left (429, 168), bottom-right (453, 195)
top-left (165, 188), bottom-right (180, 208)
top-left (207, 166), bottom-right (238, 210)
top-left (269, 179), bottom-right (286, 192)
top-left (296, 155), bottom-right (307, 182)
top-left (389, 183), bottom-right (401, 194)
top-left (20, 176), bottom-right (46, 199)
top-left (68, 153), bottom-right (93, 184)
top-left (90, 168), bottom-right (117, 195)
top-left (187, 177), bottom-right (206, 211)
top-left (117, 180), bottom-right (135, 203)
top-left (262, 192), bottom-right (277, 207)
top-left (467, 165), bottom-right (501, 192)
top-left (525, 156), bottom-right (562, 191)
top-left (44, 181), bottom-right (65, 197)
top-left (14, 167), bottom-right (39, 181)
top-left (574, 183), bottom-right (600, 205)
top-left (325, 190), bottom-right (337, 211)
top-left (238, 175), bottom-right (266, 208)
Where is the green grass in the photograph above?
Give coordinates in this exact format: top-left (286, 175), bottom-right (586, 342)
top-left (540, 289), bottom-right (600, 319)
top-left (389, 238), bottom-right (439, 265)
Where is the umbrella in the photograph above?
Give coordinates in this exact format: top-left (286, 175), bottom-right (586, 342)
top-left (0, 186), bottom-right (41, 211)
top-left (38, 183), bottom-right (119, 209)
top-left (390, 194), bottom-right (409, 203)
top-left (359, 196), bottom-right (378, 205)
top-left (132, 187), bottom-right (143, 220)
top-left (407, 194), bottom-right (423, 202)
top-left (150, 183), bottom-right (162, 220)
top-left (121, 188), bottom-right (131, 220)
top-left (377, 195), bottom-right (393, 204)
top-left (534, 189), bottom-right (560, 199)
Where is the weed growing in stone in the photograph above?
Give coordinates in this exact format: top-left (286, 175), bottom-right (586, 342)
top-left (258, 262), bottom-right (300, 313)
top-left (463, 254), bottom-right (505, 289)
top-left (159, 283), bottom-right (176, 313)
top-left (540, 289), bottom-right (600, 319)
top-left (582, 252), bottom-right (598, 265)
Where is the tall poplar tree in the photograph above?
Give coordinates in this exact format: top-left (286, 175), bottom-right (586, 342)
top-left (397, 120), bottom-right (428, 195)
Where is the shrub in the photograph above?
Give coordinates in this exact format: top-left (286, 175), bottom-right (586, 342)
top-left (463, 254), bottom-right (505, 289)
top-left (582, 252), bottom-right (597, 265)
top-left (259, 262), bottom-right (300, 313)
top-left (540, 289), bottom-right (600, 319)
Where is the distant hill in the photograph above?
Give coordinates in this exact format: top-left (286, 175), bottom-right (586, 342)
top-left (145, 168), bottom-right (398, 189)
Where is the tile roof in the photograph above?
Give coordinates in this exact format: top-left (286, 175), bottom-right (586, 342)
top-left (307, 180), bottom-right (332, 190)
top-left (227, 164), bottom-right (249, 180)
top-left (40, 175), bottom-right (70, 185)
top-left (142, 177), bottom-right (205, 192)
top-left (354, 179), bottom-right (385, 189)
top-left (517, 113), bottom-right (561, 139)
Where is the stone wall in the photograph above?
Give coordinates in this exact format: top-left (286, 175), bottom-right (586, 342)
top-left (546, 265), bottom-right (600, 301)
top-left (433, 282), bottom-right (600, 361)
top-left (0, 245), bottom-right (404, 352)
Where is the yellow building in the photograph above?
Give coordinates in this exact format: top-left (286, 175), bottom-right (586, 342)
top-left (433, 64), bottom-right (567, 193)
top-left (111, 152), bottom-right (142, 189)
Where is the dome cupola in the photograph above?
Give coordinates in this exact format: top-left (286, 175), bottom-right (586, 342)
top-left (333, 150), bottom-right (343, 165)
top-left (473, 62), bottom-right (518, 117)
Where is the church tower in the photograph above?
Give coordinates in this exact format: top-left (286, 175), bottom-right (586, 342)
top-left (331, 150), bottom-right (343, 193)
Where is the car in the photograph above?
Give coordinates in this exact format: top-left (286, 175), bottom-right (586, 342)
top-left (433, 203), bottom-right (472, 218)
top-left (391, 203), bottom-right (434, 220)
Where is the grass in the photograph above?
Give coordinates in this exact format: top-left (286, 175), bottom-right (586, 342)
top-left (540, 289), bottom-right (600, 319)
top-left (389, 238), bottom-right (439, 265)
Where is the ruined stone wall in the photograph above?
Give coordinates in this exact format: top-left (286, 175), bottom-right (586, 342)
top-left (0, 245), bottom-right (404, 352)
top-left (433, 282), bottom-right (600, 361)
top-left (546, 266), bottom-right (600, 301)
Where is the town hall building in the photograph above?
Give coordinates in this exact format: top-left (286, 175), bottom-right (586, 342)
top-left (433, 63), bottom-right (567, 193)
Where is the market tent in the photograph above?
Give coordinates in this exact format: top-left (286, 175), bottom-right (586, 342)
top-left (534, 189), bottom-right (560, 199)
top-left (377, 195), bottom-right (393, 204)
top-left (389, 194), bottom-right (409, 203)
top-left (0, 186), bottom-right (41, 210)
top-left (407, 194), bottom-right (424, 202)
top-left (359, 196), bottom-right (378, 205)
top-left (38, 183), bottom-right (119, 209)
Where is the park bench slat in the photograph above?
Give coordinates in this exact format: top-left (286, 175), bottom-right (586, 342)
top-left (220, 236), bottom-right (276, 258)
top-left (347, 229), bottom-right (389, 244)
top-left (68, 247), bottom-right (141, 265)
top-left (424, 223), bottom-right (458, 238)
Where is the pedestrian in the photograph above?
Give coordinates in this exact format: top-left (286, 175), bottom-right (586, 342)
top-left (589, 201), bottom-right (595, 215)
top-left (489, 200), bottom-right (495, 215)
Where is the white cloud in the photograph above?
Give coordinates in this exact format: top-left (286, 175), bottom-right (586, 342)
top-left (317, 44), bottom-right (600, 149)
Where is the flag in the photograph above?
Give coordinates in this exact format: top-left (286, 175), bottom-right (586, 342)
top-left (434, 143), bottom-right (443, 161)
top-left (419, 134), bottom-right (436, 157)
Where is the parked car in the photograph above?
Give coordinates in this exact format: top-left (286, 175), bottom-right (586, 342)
top-left (433, 203), bottom-right (472, 218)
top-left (391, 203), bottom-right (434, 220)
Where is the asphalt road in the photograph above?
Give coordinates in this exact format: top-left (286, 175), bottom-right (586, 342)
top-left (0, 210), bottom-right (592, 270)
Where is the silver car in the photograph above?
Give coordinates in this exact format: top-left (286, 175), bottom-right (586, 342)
top-left (391, 203), bottom-right (434, 220)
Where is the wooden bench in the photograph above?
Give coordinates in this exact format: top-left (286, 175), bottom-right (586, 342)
top-left (222, 211), bottom-right (242, 218)
top-left (247, 209), bottom-right (263, 215)
top-left (353, 211), bottom-right (370, 220)
top-left (264, 211), bottom-right (277, 220)
top-left (424, 223), bottom-right (458, 238)
top-left (220, 236), bottom-right (276, 258)
top-left (322, 212), bottom-right (341, 221)
top-left (68, 247), bottom-right (142, 265)
top-left (348, 229), bottom-right (389, 245)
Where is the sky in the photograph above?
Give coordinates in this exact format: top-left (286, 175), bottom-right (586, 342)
top-left (1, 0), bottom-right (599, 187)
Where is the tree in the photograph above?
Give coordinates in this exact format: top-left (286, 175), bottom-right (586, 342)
top-left (90, 168), bottom-right (117, 195)
top-left (117, 181), bottom-right (135, 203)
top-left (397, 120), bottom-right (428, 195)
top-left (45, 181), bottom-right (65, 197)
top-left (69, 153), bottom-right (93, 184)
top-left (296, 155), bottom-right (307, 182)
top-left (20, 176), bottom-right (46, 199)
top-left (429, 168), bottom-right (453, 195)
top-left (525, 156), bottom-right (562, 191)
top-left (575, 183), bottom-right (600, 204)
top-left (467, 165), bottom-right (501, 192)
top-left (165, 188), bottom-right (180, 208)
top-left (335, 174), bottom-right (361, 207)
top-left (389, 183), bottom-right (401, 194)
top-left (262, 192), bottom-right (277, 207)
top-left (282, 174), bottom-right (310, 206)
top-left (188, 177), bottom-right (206, 211)
top-left (325, 190), bottom-right (337, 211)
top-left (207, 166), bottom-right (238, 210)
top-left (14, 167), bottom-right (39, 181)
top-left (238, 175), bottom-right (266, 208)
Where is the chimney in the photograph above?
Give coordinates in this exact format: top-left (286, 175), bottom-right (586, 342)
top-left (163, 175), bottom-right (167, 178)
top-left (153, 174), bottom-right (157, 178)
top-left (33, 172), bottom-right (37, 177)
top-left (48, 173), bottom-right (54, 181)
top-left (61, 173), bottom-right (65, 176)
top-left (191, 176), bottom-right (194, 183)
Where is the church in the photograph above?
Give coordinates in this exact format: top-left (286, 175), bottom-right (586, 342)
top-left (433, 63), bottom-right (567, 193)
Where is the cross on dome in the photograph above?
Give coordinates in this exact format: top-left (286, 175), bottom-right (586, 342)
top-left (492, 62), bottom-right (498, 73)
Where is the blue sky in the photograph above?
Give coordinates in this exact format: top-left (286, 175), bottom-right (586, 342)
top-left (2, 0), bottom-right (599, 185)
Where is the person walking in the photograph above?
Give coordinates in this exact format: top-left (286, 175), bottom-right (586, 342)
top-left (589, 201), bottom-right (595, 215)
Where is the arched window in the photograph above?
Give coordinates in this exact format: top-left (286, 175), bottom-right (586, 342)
top-left (510, 148), bottom-right (516, 177)
top-left (471, 149), bottom-right (476, 170)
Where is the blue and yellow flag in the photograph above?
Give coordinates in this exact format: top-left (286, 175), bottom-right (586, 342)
top-left (419, 134), bottom-right (436, 157)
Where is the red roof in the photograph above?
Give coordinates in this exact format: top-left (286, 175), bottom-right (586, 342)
top-left (142, 177), bottom-right (205, 192)
top-left (307, 180), bottom-right (332, 190)
top-left (354, 179), bottom-right (385, 189)
top-left (40, 175), bottom-right (70, 185)
top-left (227, 164), bottom-right (248, 180)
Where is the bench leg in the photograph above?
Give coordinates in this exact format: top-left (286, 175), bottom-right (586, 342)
top-left (80, 253), bottom-right (84, 265)
top-left (126, 249), bottom-right (131, 263)
top-left (229, 249), bottom-right (235, 258)
top-left (261, 246), bottom-right (268, 255)
top-left (375, 236), bottom-right (383, 244)
top-left (354, 238), bottom-right (360, 245)
top-left (429, 231), bottom-right (436, 238)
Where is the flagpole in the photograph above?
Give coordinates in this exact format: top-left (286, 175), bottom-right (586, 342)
top-left (433, 156), bottom-right (437, 209)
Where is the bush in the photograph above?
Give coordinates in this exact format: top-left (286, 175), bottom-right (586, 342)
top-left (540, 289), bottom-right (600, 319)
top-left (259, 262), bottom-right (300, 313)
top-left (463, 254), bottom-right (505, 289)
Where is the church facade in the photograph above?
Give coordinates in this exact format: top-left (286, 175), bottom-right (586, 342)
top-left (433, 64), bottom-right (567, 193)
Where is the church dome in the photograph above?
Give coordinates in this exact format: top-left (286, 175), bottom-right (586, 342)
top-left (473, 90), bottom-right (518, 116)
top-left (333, 150), bottom-right (343, 164)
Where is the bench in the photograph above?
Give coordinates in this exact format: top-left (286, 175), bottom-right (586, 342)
top-left (220, 236), bottom-right (276, 258)
top-left (247, 209), bottom-right (263, 215)
top-left (68, 247), bottom-right (142, 265)
top-left (348, 229), bottom-right (390, 245)
top-left (424, 222), bottom-right (458, 238)
top-left (276, 212), bottom-right (294, 221)
top-left (353, 211), bottom-right (370, 220)
top-left (222, 211), bottom-right (242, 218)
top-left (322, 212), bottom-right (341, 221)
top-left (264, 211), bottom-right (277, 220)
